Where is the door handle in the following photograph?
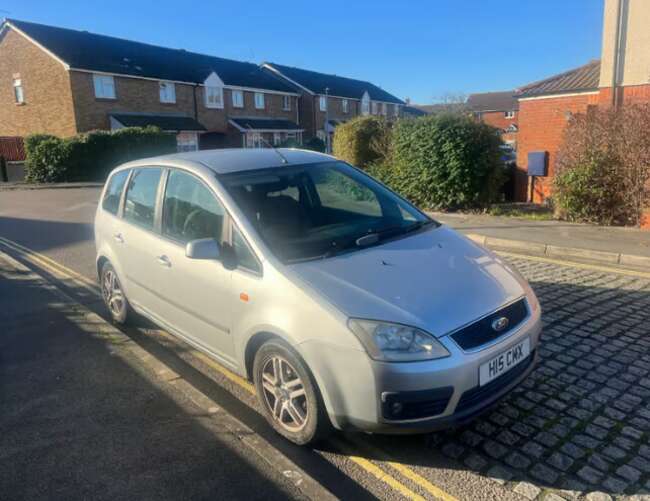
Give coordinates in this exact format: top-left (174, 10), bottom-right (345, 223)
top-left (156, 255), bottom-right (171, 267)
top-left (113, 233), bottom-right (124, 243)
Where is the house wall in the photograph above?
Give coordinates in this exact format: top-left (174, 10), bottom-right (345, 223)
top-left (600, 0), bottom-right (650, 89)
top-left (313, 95), bottom-right (359, 133)
top-left (69, 71), bottom-right (197, 132)
top-left (0, 27), bottom-right (77, 137)
top-left (515, 92), bottom-right (600, 203)
top-left (70, 72), bottom-right (299, 136)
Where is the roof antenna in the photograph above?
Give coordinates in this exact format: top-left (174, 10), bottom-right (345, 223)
top-left (245, 124), bottom-right (289, 164)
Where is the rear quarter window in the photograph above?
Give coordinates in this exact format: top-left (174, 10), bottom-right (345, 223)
top-left (102, 170), bottom-right (130, 215)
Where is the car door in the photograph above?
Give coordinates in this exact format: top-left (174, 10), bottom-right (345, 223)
top-left (114, 167), bottom-right (168, 315)
top-left (154, 168), bottom-right (236, 368)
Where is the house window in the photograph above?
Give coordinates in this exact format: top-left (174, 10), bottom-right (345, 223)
top-left (13, 78), bottom-right (24, 104)
top-left (254, 92), bottom-right (265, 109)
top-left (381, 103), bottom-right (387, 116)
top-left (273, 132), bottom-right (282, 145)
top-left (176, 132), bottom-right (199, 152)
top-left (342, 99), bottom-right (348, 113)
top-left (159, 81), bottom-right (176, 103)
top-left (361, 93), bottom-right (370, 115)
top-left (371, 101), bottom-right (378, 115)
top-left (246, 132), bottom-right (263, 148)
top-left (319, 95), bottom-right (327, 111)
top-left (282, 95), bottom-right (291, 111)
top-left (232, 90), bottom-right (244, 108)
top-left (205, 85), bottom-right (224, 108)
top-left (93, 74), bottom-right (116, 99)
top-left (394, 104), bottom-right (400, 117)
top-left (504, 110), bottom-right (515, 119)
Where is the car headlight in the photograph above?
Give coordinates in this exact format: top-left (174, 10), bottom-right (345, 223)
top-left (348, 319), bottom-right (450, 362)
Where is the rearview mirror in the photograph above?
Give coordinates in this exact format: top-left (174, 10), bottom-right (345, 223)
top-left (185, 238), bottom-right (221, 260)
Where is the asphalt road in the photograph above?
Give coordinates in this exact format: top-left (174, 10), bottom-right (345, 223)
top-left (0, 187), bottom-right (101, 280)
top-left (2, 186), bottom-right (650, 500)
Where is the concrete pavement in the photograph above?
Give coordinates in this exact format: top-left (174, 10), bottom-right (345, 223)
top-left (431, 212), bottom-right (650, 269)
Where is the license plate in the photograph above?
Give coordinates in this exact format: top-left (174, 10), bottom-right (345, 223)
top-left (479, 338), bottom-right (530, 386)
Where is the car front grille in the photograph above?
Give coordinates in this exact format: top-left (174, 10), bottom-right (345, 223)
top-left (455, 350), bottom-right (535, 414)
top-left (450, 298), bottom-right (529, 351)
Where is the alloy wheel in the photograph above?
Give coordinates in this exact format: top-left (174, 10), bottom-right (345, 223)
top-left (260, 356), bottom-right (308, 432)
top-left (102, 269), bottom-right (125, 318)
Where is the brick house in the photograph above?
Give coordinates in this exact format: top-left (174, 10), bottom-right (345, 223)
top-left (514, 0), bottom-right (650, 203)
top-left (0, 19), bottom-right (302, 150)
top-left (514, 61), bottom-right (601, 202)
top-left (261, 63), bottom-right (404, 148)
top-left (466, 91), bottom-right (519, 150)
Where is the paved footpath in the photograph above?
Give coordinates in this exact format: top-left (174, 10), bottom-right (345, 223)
top-left (432, 212), bottom-right (650, 268)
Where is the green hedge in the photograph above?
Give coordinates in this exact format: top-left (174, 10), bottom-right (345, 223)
top-left (25, 126), bottom-right (177, 182)
top-left (371, 114), bottom-right (506, 210)
top-left (332, 116), bottom-right (390, 168)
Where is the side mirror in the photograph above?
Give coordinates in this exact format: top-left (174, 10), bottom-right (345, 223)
top-left (185, 238), bottom-right (221, 260)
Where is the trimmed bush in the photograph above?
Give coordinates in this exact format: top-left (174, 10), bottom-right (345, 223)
top-left (302, 136), bottom-right (326, 152)
top-left (25, 126), bottom-right (177, 183)
top-left (332, 116), bottom-right (390, 168)
top-left (554, 105), bottom-right (650, 226)
top-left (375, 114), bottom-right (505, 210)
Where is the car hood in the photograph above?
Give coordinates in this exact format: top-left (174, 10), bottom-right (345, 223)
top-left (289, 225), bottom-right (527, 338)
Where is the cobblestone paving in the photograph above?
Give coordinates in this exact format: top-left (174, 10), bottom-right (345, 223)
top-left (431, 257), bottom-right (650, 500)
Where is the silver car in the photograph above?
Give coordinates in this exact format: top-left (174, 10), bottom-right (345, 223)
top-left (95, 148), bottom-right (542, 445)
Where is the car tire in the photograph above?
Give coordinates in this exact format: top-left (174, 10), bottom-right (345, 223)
top-left (100, 261), bottom-right (130, 325)
top-left (253, 339), bottom-right (331, 446)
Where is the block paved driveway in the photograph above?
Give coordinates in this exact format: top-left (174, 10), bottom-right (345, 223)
top-left (425, 256), bottom-right (650, 500)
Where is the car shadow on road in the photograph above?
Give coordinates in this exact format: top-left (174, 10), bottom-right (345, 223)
top-left (0, 216), bottom-right (94, 253)
top-left (0, 266), bottom-right (353, 501)
top-left (325, 273), bottom-right (650, 499)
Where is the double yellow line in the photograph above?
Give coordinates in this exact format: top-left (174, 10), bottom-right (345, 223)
top-left (0, 235), bottom-right (458, 500)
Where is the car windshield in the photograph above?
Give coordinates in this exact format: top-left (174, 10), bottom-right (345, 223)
top-left (220, 161), bottom-right (436, 262)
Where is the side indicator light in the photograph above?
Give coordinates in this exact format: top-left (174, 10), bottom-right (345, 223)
top-left (240, 292), bottom-right (249, 302)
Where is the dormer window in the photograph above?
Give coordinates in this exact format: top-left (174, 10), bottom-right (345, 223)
top-left (159, 81), bottom-right (176, 103)
top-left (204, 72), bottom-right (224, 109)
top-left (361, 92), bottom-right (370, 116)
top-left (205, 86), bottom-right (223, 108)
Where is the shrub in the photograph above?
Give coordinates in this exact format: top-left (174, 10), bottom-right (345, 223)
top-left (554, 105), bottom-right (650, 226)
top-left (332, 116), bottom-right (391, 168)
top-left (25, 136), bottom-right (70, 182)
top-left (378, 114), bottom-right (505, 209)
top-left (302, 136), bottom-right (326, 152)
top-left (24, 126), bottom-right (177, 183)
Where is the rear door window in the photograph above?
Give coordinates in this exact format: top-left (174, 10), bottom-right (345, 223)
top-left (102, 170), bottom-right (129, 215)
top-left (123, 168), bottom-right (162, 230)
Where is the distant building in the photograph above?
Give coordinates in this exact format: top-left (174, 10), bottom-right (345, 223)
top-left (261, 63), bottom-right (404, 145)
top-left (466, 91), bottom-right (518, 150)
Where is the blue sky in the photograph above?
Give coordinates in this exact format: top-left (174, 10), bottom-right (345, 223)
top-left (6, 1), bottom-right (604, 104)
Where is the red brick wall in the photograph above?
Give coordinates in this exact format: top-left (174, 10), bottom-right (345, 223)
top-left (599, 84), bottom-right (650, 106)
top-left (515, 93), bottom-right (600, 202)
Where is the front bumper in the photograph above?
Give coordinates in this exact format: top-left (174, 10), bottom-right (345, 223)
top-left (300, 305), bottom-right (542, 433)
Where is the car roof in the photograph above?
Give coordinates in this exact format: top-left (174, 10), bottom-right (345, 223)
top-left (134, 148), bottom-right (335, 175)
